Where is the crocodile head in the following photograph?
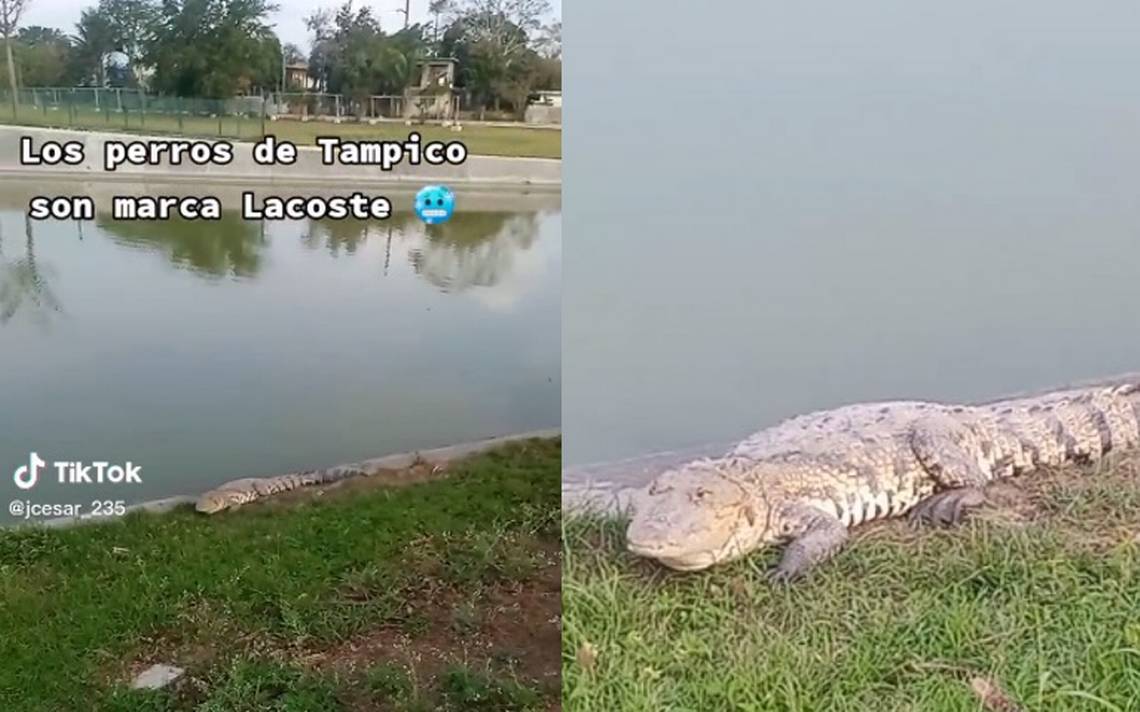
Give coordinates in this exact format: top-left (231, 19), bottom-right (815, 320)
top-left (625, 458), bottom-right (782, 571)
top-left (194, 491), bottom-right (238, 514)
top-left (194, 479), bottom-right (261, 514)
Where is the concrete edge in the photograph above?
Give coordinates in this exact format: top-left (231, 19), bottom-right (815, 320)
top-left (22, 428), bottom-right (561, 530)
top-left (560, 441), bottom-right (734, 517)
top-left (0, 168), bottom-right (562, 190)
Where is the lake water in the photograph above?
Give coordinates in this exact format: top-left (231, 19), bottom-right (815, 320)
top-left (0, 180), bottom-right (560, 520)
top-left (563, 2), bottom-right (1140, 494)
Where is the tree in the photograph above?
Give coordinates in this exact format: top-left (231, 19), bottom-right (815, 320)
top-left (146, 0), bottom-right (280, 97)
top-left (0, 0), bottom-right (29, 116)
top-left (72, 7), bottom-right (115, 85)
top-left (374, 26), bottom-right (426, 94)
top-left (437, 0), bottom-right (553, 117)
top-left (101, 0), bottom-right (160, 85)
top-left (282, 41), bottom-right (304, 64)
top-left (427, 0), bottom-right (452, 45)
top-left (322, 2), bottom-right (383, 99)
top-left (70, 0), bottom-right (160, 86)
top-left (0, 26), bottom-right (73, 87)
top-left (305, 1), bottom-right (427, 106)
top-left (447, 0), bottom-right (549, 51)
top-left (303, 8), bottom-right (333, 90)
top-left (534, 19), bottom-right (559, 59)
top-left (10, 26), bottom-right (73, 86)
top-left (529, 54), bottom-right (558, 90)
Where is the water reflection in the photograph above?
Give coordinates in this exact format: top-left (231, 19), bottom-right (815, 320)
top-left (90, 209), bottom-right (548, 296)
top-left (301, 211), bottom-right (545, 292)
top-left (0, 205), bottom-right (556, 337)
top-left (0, 214), bottom-right (63, 326)
top-left (302, 213), bottom-right (420, 257)
top-left (409, 213), bottom-right (540, 293)
top-left (96, 212), bottom-right (266, 278)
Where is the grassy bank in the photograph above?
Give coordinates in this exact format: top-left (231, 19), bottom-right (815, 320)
top-left (562, 455), bottom-right (1140, 710)
top-left (0, 438), bottom-right (561, 711)
top-left (0, 109), bottom-right (562, 159)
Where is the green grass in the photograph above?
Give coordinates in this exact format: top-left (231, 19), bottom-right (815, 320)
top-left (562, 456), bottom-right (1140, 711)
top-left (0, 437), bottom-right (561, 711)
top-left (439, 665), bottom-right (545, 710)
top-left (0, 106), bottom-right (561, 159)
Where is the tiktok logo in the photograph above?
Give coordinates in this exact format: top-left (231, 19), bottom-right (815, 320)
top-left (14, 452), bottom-right (45, 490)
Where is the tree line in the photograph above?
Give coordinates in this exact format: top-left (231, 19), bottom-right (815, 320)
top-left (0, 0), bottom-right (560, 113)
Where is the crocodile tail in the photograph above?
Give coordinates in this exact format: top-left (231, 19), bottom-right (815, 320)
top-left (980, 371), bottom-right (1140, 404)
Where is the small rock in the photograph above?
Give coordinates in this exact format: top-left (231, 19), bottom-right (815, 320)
top-left (131, 664), bottom-right (185, 690)
top-left (969, 676), bottom-right (1024, 712)
top-left (576, 641), bottom-right (597, 673)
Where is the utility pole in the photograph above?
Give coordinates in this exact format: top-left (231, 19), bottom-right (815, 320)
top-left (397, 0), bottom-right (409, 28)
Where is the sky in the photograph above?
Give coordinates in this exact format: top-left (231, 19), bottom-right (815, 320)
top-left (22, 0), bottom-right (562, 53)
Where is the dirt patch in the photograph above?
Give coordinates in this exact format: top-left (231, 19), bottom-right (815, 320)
top-left (972, 480), bottom-right (1044, 525)
top-left (119, 539), bottom-right (561, 709)
top-left (109, 598), bottom-right (282, 702)
top-left (306, 542), bottom-right (560, 687)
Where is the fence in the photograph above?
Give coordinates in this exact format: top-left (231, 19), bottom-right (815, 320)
top-left (0, 87), bottom-right (472, 140)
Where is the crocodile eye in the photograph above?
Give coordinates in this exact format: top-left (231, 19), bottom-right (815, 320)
top-left (694, 488), bottom-right (709, 500)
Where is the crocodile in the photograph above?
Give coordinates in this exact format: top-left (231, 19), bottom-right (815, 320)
top-left (195, 464), bottom-right (379, 514)
top-left (625, 375), bottom-right (1140, 580)
top-left (195, 455), bottom-right (447, 514)
top-left (195, 430), bottom-right (560, 515)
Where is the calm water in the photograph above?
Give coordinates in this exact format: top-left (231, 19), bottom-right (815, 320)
top-left (564, 0), bottom-right (1140, 484)
top-left (0, 181), bottom-right (560, 519)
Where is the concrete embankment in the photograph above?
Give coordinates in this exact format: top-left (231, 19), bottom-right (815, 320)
top-left (0, 125), bottom-right (560, 188)
top-left (26, 428), bottom-right (561, 529)
top-left (0, 176), bottom-right (562, 212)
top-left (562, 442), bottom-right (733, 516)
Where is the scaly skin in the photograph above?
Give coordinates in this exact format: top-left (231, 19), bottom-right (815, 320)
top-left (195, 464), bottom-right (374, 514)
top-left (626, 377), bottom-right (1140, 579)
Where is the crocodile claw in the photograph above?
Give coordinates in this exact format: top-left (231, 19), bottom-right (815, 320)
top-left (908, 486), bottom-right (986, 528)
top-left (766, 566), bottom-right (798, 585)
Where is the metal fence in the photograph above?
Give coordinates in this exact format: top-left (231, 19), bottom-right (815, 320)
top-left (0, 87), bottom-right (475, 139)
top-left (274, 92), bottom-right (414, 120)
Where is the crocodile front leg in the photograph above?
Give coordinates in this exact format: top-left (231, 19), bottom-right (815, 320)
top-left (768, 505), bottom-right (849, 583)
top-left (908, 414), bottom-right (990, 527)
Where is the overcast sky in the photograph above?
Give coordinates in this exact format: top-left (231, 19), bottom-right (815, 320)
top-left (23, 0), bottom-right (562, 53)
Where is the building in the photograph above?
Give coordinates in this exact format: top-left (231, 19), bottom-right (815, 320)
top-left (405, 58), bottom-right (458, 119)
top-left (284, 63), bottom-right (315, 91)
top-left (530, 91), bottom-right (562, 108)
top-left (416, 58), bottom-right (457, 90)
top-left (525, 91), bottom-right (562, 125)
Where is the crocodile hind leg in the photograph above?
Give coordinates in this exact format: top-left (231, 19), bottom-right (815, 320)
top-left (767, 505), bottom-right (849, 583)
top-left (908, 414), bottom-right (991, 527)
top-left (908, 486), bottom-right (986, 526)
